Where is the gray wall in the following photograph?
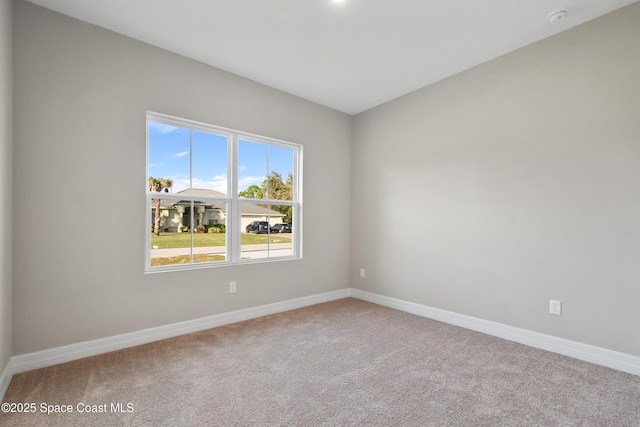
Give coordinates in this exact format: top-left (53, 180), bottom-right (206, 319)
top-left (0, 0), bottom-right (13, 371)
top-left (352, 3), bottom-right (640, 357)
top-left (13, 1), bottom-right (351, 355)
top-left (10, 0), bottom-right (640, 361)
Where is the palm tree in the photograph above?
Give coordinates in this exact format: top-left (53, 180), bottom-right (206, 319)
top-left (148, 177), bottom-right (173, 236)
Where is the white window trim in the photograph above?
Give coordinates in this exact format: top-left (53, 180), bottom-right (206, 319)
top-left (145, 112), bottom-right (303, 273)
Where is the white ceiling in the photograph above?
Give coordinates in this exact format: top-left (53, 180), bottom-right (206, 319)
top-left (27, 0), bottom-right (639, 115)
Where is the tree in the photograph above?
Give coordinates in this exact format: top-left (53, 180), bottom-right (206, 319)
top-left (148, 177), bottom-right (173, 236)
top-left (240, 172), bottom-right (294, 223)
top-left (239, 184), bottom-right (264, 199)
top-left (264, 172), bottom-right (293, 201)
top-left (268, 172), bottom-right (294, 223)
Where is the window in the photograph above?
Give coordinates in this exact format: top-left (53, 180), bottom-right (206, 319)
top-left (146, 112), bottom-right (302, 272)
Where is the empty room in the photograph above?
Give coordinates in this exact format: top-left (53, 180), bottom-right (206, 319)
top-left (1, 0), bottom-right (639, 425)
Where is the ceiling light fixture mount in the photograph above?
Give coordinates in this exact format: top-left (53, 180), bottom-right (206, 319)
top-left (547, 10), bottom-right (568, 23)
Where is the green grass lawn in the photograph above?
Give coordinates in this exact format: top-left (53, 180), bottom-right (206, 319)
top-left (150, 232), bottom-right (291, 249)
top-left (151, 253), bottom-right (226, 266)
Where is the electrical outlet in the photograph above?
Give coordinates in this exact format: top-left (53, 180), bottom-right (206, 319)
top-left (549, 300), bottom-right (561, 315)
top-left (229, 282), bottom-right (237, 293)
top-left (360, 268), bottom-right (365, 278)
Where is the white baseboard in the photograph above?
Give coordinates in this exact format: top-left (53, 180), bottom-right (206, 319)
top-left (3, 286), bottom-right (637, 404)
top-left (349, 289), bottom-right (640, 377)
top-left (11, 288), bottom-right (350, 375)
top-left (0, 358), bottom-right (13, 402)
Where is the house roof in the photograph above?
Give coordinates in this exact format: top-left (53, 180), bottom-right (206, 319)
top-left (156, 189), bottom-right (284, 217)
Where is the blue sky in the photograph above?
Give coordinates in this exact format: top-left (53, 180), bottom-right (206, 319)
top-left (148, 121), bottom-right (294, 195)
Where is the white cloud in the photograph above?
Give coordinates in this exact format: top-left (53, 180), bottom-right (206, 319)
top-left (192, 175), bottom-right (228, 194)
top-left (211, 174), bottom-right (228, 193)
top-left (148, 121), bottom-right (188, 135)
top-left (238, 175), bottom-right (264, 189)
top-left (163, 174), bottom-right (230, 194)
top-left (169, 177), bottom-right (190, 193)
top-left (173, 151), bottom-right (189, 157)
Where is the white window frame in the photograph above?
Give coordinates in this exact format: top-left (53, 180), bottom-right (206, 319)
top-left (145, 112), bottom-right (303, 273)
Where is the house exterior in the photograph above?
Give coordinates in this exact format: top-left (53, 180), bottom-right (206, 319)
top-left (152, 188), bottom-right (285, 232)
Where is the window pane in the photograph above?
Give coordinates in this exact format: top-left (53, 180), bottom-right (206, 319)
top-left (150, 199), bottom-right (193, 267)
top-left (192, 131), bottom-right (228, 195)
top-left (238, 140), bottom-right (267, 198)
top-left (267, 146), bottom-right (294, 201)
top-left (193, 201), bottom-right (227, 264)
top-left (268, 204), bottom-right (293, 258)
top-left (148, 121), bottom-right (190, 193)
top-left (241, 202), bottom-right (272, 260)
top-left (240, 203), bottom-right (292, 260)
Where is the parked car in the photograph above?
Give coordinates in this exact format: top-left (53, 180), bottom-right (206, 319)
top-left (246, 221), bottom-right (272, 234)
top-left (271, 223), bottom-right (292, 233)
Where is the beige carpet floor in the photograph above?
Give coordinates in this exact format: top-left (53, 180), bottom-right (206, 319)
top-left (1, 298), bottom-right (639, 426)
